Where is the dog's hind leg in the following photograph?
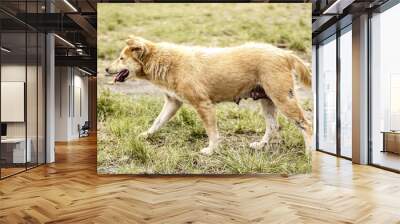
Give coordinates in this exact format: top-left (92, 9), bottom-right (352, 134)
top-left (139, 94), bottom-right (182, 138)
top-left (249, 98), bottom-right (278, 150)
top-left (260, 71), bottom-right (313, 153)
top-left (274, 96), bottom-right (312, 153)
top-left (192, 100), bottom-right (219, 155)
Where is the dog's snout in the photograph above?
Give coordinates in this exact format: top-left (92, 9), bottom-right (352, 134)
top-left (105, 68), bottom-right (109, 73)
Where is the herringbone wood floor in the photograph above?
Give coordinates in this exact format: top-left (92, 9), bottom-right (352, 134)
top-left (1, 135), bottom-right (400, 224)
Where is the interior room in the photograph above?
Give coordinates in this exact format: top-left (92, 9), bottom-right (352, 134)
top-left (0, 0), bottom-right (399, 223)
top-left (0, 0), bottom-right (97, 179)
top-left (54, 67), bottom-right (91, 141)
top-left (314, 0), bottom-right (400, 171)
top-left (0, 5), bottom-right (46, 178)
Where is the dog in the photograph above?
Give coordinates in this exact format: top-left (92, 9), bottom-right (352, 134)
top-left (105, 36), bottom-right (312, 155)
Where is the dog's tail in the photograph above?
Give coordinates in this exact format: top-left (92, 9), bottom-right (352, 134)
top-left (288, 53), bottom-right (312, 88)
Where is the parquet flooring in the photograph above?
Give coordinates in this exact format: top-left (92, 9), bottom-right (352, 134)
top-left (0, 167), bottom-right (26, 178)
top-left (1, 135), bottom-right (400, 223)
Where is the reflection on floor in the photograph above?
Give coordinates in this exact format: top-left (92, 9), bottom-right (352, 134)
top-left (0, 167), bottom-right (25, 177)
top-left (0, 163), bottom-right (43, 178)
top-left (373, 150), bottom-right (400, 171)
top-left (0, 135), bottom-right (400, 223)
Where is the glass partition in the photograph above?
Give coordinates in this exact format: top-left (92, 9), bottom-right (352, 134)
top-left (1, 31), bottom-right (28, 177)
top-left (27, 31), bottom-right (38, 169)
top-left (317, 35), bottom-right (337, 154)
top-left (38, 32), bottom-right (45, 165)
top-left (0, 1), bottom-right (46, 179)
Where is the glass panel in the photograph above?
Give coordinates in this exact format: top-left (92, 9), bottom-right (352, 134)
top-left (1, 31), bottom-right (27, 177)
top-left (27, 31), bottom-right (38, 169)
top-left (317, 35), bottom-right (337, 154)
top-left (26, 0), bottom-right (39, 169)
top-left (38, 32), bottom-right (45, 165)
top-left (371, 4), bottom-right (400, 171)
top-left (0, 1), bottom-right (46, 178)
top-left (340, 27), bottom-right (352, 158)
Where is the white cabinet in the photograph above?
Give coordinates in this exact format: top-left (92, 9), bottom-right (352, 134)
top-left (1, 138), bottom-right (32, 163)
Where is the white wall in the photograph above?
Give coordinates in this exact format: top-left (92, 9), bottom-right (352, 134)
top-left (55, 67), bottom-right (89, 141)
top-left (72, 73), bottom-right (89, 138)
top-left (1, 65), bottom-right (26, 81)
top-left (55, 66), bottom-right (69, 141)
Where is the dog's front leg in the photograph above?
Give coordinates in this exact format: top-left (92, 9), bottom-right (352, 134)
top-left (139, 95), bottom-right (182, 138)
top-left (193, 101), bottom-right (219, 155)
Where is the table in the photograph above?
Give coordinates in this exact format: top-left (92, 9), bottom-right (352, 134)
top-left (1, 138), bottom-right (31, 163)
top-left (381, 131), bottom-right (400, 154)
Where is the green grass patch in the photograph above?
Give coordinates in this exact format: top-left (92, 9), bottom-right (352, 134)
top-left (97, 89), bottom-right (311, 174)
top-left (97, 3), bottom-right (311, 60)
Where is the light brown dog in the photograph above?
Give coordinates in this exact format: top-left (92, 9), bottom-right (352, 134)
top-left (105, 36), bottom-right (312, 155)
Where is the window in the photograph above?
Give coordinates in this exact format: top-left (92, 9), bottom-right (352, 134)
top-left (370, 3), bottom-right (400, 171)
top-left (339, 26), bottom-right (352, 158)
top-left (317, 35), bottom-right (337, 154)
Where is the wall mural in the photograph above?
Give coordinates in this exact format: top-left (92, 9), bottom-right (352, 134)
top-left (97, 3), bottom-right (312, 175)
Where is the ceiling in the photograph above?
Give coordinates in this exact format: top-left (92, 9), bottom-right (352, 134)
top-left (312, 0), bottom-right (390, 43)
top-left (0, 0), bottom-right (98, 74)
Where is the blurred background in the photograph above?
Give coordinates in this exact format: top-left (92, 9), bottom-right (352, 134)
top-left (97, 3), bottom-right (311, 95)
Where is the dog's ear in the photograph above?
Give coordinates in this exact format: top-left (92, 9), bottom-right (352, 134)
top-left (132, 45), bottom-right (147, 60)
top-left (129, 43), bottom-right (148, 60)
top-left (125, 38), bottom-right (135, 46)
top-left (125, 38), bottom-right (141, 51)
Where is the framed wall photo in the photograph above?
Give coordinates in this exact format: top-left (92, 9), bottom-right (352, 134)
top-left (1, 81), bottom-right (25, 122)
top-left (97, 3), bottom-right (312, 175)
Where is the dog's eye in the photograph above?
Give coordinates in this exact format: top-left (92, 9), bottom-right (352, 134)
top-left (120, 57), bottom-right (124, 60)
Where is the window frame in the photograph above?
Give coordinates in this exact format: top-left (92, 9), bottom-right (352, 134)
top-left (315, 21), bottom-right (353, 160)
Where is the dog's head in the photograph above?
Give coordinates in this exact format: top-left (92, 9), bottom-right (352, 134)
top-left (105, 36), bottom-right (150, 82)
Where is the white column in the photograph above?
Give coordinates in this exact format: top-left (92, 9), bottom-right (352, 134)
top-left (46, 33), bottom-right (55, 163)
top-left (45, 0), bottom-right (55, 163)
top-left (352, 14), bottom-right (369, 164)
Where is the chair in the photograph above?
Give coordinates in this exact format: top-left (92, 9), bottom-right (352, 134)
top-left (79, 121), bottom-right (90, 138)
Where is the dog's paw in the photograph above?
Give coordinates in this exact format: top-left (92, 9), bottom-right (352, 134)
top-left (249, 141), bottom-right (267, 150)
top-left (138, 131), bottom-right (150, 139)
top-left (200, 147), bottom-right (214, 155)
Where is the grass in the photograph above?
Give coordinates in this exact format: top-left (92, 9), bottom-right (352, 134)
top-left (97, 3), bottom-right (312, 174)
top-left (97, 90), bottom-right (311, 174)
top-left (97, 3), bottom-right (311, 61)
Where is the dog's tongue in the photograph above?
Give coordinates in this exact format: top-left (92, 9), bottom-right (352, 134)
top-left (114, 69), bottom-right (129, 82)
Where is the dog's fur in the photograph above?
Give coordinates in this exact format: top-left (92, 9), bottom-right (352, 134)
top-left (106, 36), bottom-right (312, 155)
